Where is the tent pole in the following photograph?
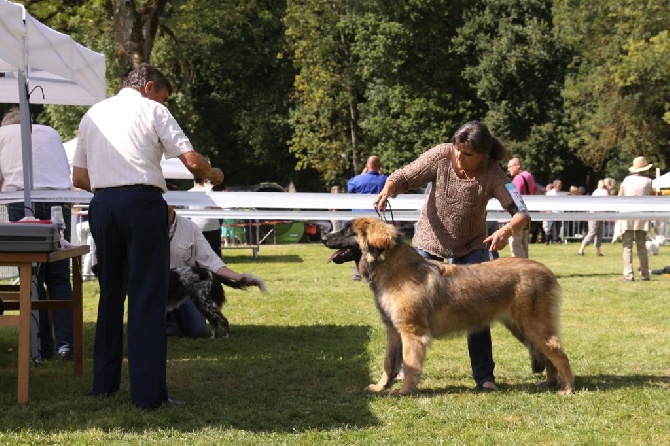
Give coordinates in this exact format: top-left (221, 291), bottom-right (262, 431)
top-left (18, 70), bottom-right (34, 217)
top-left (17, 68), bottom-right (34, 218)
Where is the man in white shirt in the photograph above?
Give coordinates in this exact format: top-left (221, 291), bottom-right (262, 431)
top-left (72, 63), bottom-right (224, 409)
top-left (0, 108), bottom-right (75, 361)
top-left (166, 206), bottom-right (263, 337)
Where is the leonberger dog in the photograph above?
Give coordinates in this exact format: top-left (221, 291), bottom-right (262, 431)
top-left (323, 217), bottom-right (574, 395)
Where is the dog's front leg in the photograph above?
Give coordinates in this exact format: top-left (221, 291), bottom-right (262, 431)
top-left (394, 332), bottom-right (428, 395)
top-left (365, 324), bottom-right (402, 393)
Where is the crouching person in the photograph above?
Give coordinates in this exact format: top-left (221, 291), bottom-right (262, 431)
top-left (167, 205), bottom-right (263, 337)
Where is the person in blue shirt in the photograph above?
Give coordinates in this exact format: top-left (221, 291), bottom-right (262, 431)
top-left (348, 155), bottom-right (388, 194)
top-left (347, 155), bottom-right (388, 280)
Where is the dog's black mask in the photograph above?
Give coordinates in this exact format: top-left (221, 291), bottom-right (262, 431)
top-left (323, 222), bottom-right (362, 264)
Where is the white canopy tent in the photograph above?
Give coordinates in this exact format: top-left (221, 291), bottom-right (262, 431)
top-left (0, 0), bottom-right (106, 215)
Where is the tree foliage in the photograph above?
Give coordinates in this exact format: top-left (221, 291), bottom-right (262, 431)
top-left (555, 0), bottom-right (670, 180)
top-left (453, 0), bottom-right (578, 185)
top-left (9, 0), bottom-right (670, 191)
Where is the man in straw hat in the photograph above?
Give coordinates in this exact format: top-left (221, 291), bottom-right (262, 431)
top-left (616, 156), bottom-right (653, 281)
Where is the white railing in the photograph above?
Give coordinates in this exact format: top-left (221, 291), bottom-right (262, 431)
top-left (2, 190), bottom-right (670, 222)
top-left (1, 191), bottom-right (669, 278)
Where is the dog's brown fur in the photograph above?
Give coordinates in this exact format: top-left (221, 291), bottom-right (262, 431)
top-left (324, 217), bottom-right (574, 395)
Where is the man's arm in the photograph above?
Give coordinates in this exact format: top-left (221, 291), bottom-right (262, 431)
top-left (72, 166), bottom-right (91, 192)
top-left (179, 151), bottom-right (224, 185)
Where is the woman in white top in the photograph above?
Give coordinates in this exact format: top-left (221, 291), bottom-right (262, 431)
top-left (577, 180), bottom-right (611, 256)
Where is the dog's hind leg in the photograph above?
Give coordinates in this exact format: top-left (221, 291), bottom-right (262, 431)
top-left (502, 320), bottom-right (546, 373)
top-left (524, 328), bottom-right (575, 395)
top-left (191, 298), bottom-right (230, 339)
top-left (207, 311), bottom-right (230, 339)
top-left (366, 324), bottom-right (402, 393)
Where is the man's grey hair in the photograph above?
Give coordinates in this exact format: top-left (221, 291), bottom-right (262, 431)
top-left (122, 63), bottom-right (172, 95)
top-left (1, 108), bottom-right (21, 126)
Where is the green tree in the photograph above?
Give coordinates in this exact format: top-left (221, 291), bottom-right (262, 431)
top-left (555, 0), bottom-right (670, 180)
top-left (285, 0), bottom-right (473, 187)
top-left (453, 0), bottom-right (577, 185)
top-left (20, 0), bottom-right (300, 188)
top-left (153, 0), bottom-right (300, 188)
top-left (357, 1), bottom-right (475, 175)
top-left (284, 0), bottom-right (365, 185)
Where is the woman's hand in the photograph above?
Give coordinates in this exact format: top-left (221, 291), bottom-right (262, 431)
top-left (484, 227), bottom-right (511, 251)
top-left (374, 180), bottom-right (395, 211)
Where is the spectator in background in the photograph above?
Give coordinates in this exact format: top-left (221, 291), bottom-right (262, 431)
top-left (577, 179), bottom-right (610, 256)
top-left (189, 177), bottom-right (222, 258)
top-left (347, 155), bottom-right (388, 280)
top-left (0, 108), bottom-right (75, 361)
top-left (617, 156), bottom-right (653, 281)
top-left (506, 157), bottom-right (539, 257)
top-left (545, 179), bottom-right (563, 244)
top-left (603, 178), bottom-right (616, 195)
top-left (568, 185), bottom-right (586, 236)
top-left (330, 185), bottom-right (344, 233)
top-left (540, 182), bottom-right (554, 243)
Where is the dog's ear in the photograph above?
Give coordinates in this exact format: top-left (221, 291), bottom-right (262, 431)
top-left (363, 220), bottom-right (398, 252)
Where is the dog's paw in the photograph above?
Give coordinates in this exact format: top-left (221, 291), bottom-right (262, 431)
top-left (558, 387), bottom-right (574, 396)
top-left (535, 378), bottom-right (560, 390)
top-left (396, 384), bottom-right (418, 396)
top-left (211, 327), bottom-right (230, 339)
top-left (364, 383), bottom-right (387, 393)
top-left (387, 388), bottom-right (417, 397)
top-left (241, 273), bottom-right (268, 293)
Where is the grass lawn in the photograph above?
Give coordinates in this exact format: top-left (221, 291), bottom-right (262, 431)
top-left (0, 239), bottom-right (669, 445)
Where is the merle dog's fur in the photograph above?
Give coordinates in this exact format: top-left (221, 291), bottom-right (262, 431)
top-left (92, 264), bottom-right (266, 339)
top-left (167, 266), bottom-right (266, 338)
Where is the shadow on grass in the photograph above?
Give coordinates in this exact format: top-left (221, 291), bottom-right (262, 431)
top-left (224, 254), bottom-right (304, 264)
top-left (553, 272), bottom-right (620, 279)
top-left (0, 323), bottom-right (379, 433)
top-left (575, 373), bottom-right (670, 391)
top-left (164, 324), bottom-right (378, 432)
top-left (404, 373), bottom-right (670, 397)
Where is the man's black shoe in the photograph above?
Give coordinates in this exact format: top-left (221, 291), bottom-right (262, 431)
top-left (137, 398), bottom-right (186, 410)
top-left (86, 389), bottom-right (116, 398)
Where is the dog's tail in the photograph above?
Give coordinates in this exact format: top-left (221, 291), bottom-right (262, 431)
top-left (217, 273), bottom-right (268, 293)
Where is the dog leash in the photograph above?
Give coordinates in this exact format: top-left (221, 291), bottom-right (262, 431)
top-left (375, 201), bottom-right (395, 225)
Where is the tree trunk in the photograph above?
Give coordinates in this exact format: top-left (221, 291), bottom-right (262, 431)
top-left (112, 0), bottom-right (168, 85)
